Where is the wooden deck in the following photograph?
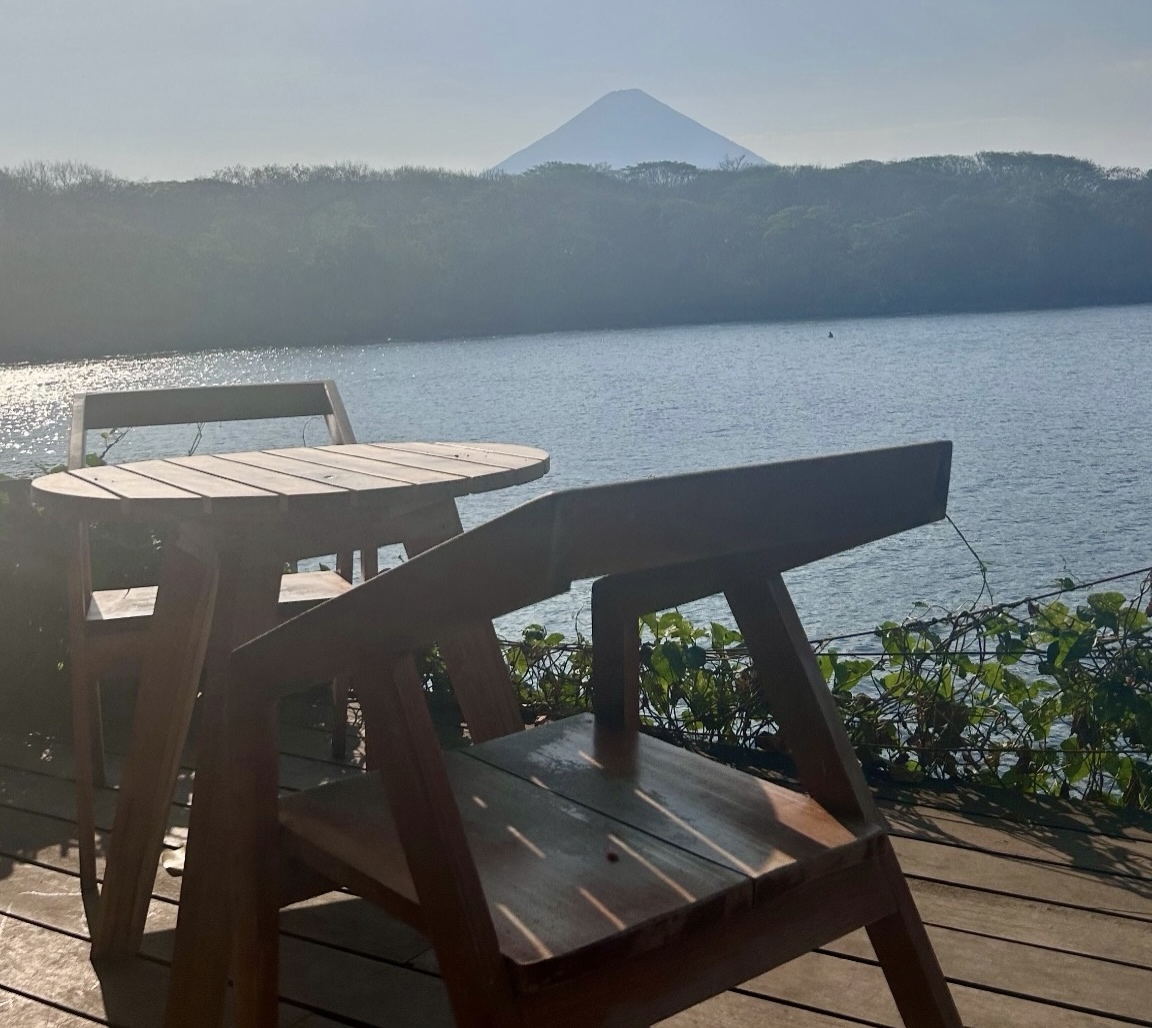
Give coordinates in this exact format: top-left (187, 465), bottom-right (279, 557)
top-left (1, 693), bottom-right (1149, 1028)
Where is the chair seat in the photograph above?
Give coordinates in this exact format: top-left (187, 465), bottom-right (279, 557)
top-left (279, 713), bottom-right (878, 992)
top-left (86, 569), bottom-right (353, 624)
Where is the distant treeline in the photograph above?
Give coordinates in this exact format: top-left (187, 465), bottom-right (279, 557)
top-left (2, 153), bottom-right (1150, 362)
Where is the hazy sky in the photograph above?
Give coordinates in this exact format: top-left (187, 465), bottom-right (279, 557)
top-left (2, 1), bottom-right (1149, 180)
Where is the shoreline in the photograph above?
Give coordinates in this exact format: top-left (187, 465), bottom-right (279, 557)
top-left (3, 298), bottom-right (1150, 371)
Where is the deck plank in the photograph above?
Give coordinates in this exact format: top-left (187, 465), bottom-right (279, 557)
top-left (658, 990), bottom-right (864, 1026)
top-left (744, 949), bottom-right (1143, 1028)
top-left (908, 877), bottom-right (1152, 969)
top-left (0, 988), bottom-right (101, 1028)
top-left (0, 859), bottom-right (447, 1028)
top-left (883, 804), bottom-right (1152, 880)
top-left (0, 912), bottom-right (403, 1028)
top-left (893, 834), bottom-right (1152, 920)
top-left (0, 733), bottom-right (354, 816)
top-left (0, 912), bottom-right (176, 1028)
top-left (877, 783), bottom-right (1152, 843)
top-left (0, 807), bottom-right (429, 968)
top-left (0, 762), bottom-right (190, 843)
top-left (826, 924), bottom-right (1152, 1022)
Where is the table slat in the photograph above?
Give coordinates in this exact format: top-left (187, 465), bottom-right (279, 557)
top-left (31, 471), bottom-right (124, 503)
top-left (213, 451), bottom-right (414, 493)
top-left (168, 454), bottom-right (346, 496)
top-left (71, 465), bottom-right (203, 502)
top-left (122, 460), bottom-right (279, 499)
top-left (335, 444), bottom-right (527, 480)
top-left (368, 442), bottom-right (545, 470)
top-left (268, 447), bottom-right (463, 486)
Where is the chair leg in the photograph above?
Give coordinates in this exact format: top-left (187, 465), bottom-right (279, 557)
top-left (88, 675), bottom-right (107, 790)
top-left (69, 656), bottom-right (102, 908)
top-left (226, 695), bottom-right (284, 1028)
top-left (330, 677), bottom-right (349, 760)
top-left (867, 839), bottom-right (963, 1028)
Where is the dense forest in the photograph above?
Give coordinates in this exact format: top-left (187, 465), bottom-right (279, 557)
top-left (1, 153), bottom-right (1150, 362)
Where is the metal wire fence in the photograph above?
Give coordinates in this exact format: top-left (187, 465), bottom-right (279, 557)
top-left (492, 567), bottom-right (1152, 809)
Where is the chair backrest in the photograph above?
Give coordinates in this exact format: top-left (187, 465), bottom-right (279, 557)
top-left (235, 440), bottom-right (952, 687)
top-left (66, 381), bottom-right (358, 601)
top-left (68, 380), bottom-right (355, 469)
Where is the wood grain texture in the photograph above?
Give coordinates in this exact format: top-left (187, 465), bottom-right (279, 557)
top-left (892, 834), bottom-right (1152, 919)
top-left (112, 458), bottom-right (279, 499)
top-left (832, 919), bottom-right (1152, 1022)
top-left (337, 444), bottom-right (511, 478)
top-left (34, 441), bottom-right (549, 521)
top-left (590, 575), bottom-right (643, 729)
top-left (878, 781), bottom-right (1152, 843)
top-left (279, 751), bottom-right (755, 965)
top-left (44, 471), bottom-right (124, 502)
top-left (270, 446), bottom-right (466, 485)
top-left (744, 948), bottom-right (1145, 1028)
top-left (215, 450), bottom-right (421, 492)
top-left (369, 440), bottom-right (550, 467)
top-left (164, 550), bottom-right (285, 1028)
top-left (34, 442), bottom-right (980, 1026)
top-left (169, 454), bottom-right (346, 496)
top-left (882, 803), bottom-right (1152, 880)
top-left (515, 857), bottom-right (896, 1026)
top-left (66, 464), bottom-right (205, 504)
top-left (465, 714), bottom-right (865, 878)
top-left (865, 837), bottom-right (962, 1027)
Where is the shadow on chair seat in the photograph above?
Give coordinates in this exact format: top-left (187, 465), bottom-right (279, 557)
top-left (280, 713), bottom-right (885, 996)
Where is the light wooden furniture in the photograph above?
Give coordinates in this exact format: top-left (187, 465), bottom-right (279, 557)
top-left (168, 441), bottom-right (962, 1028)
top-left (32, 436), bottom-right (549, 961)
top-left (66, 382), bottom-right (366, 794)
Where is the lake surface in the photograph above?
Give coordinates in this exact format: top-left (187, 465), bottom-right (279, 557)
top-left (3, 304), bottom-right (1151, 640)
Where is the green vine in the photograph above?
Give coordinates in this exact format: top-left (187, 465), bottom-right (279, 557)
top-left (500, 576), bottom-right (1152, 810)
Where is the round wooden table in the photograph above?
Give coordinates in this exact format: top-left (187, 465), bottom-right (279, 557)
top-left (33, 441), bottom-right (549, 958)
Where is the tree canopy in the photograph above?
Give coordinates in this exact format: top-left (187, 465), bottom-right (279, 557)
top-left (2, 154), bottom-right (1149, 362)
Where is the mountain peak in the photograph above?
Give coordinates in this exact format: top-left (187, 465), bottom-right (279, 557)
top-left (496, 90), bottom-right (767, 174)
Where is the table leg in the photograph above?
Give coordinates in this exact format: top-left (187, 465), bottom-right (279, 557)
top-left (91, 529), bottom-right (220, 958)
top-left (401, 500), bottom-right (524, 744)
top-left (165, 544), bottom-right (283, 1028)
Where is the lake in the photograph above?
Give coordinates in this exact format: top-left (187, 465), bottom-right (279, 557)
top-left (3, 303), bottom-right (1151, 640)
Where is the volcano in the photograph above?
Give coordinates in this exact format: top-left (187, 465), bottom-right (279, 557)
top-left (495, 89), bottom-right (767, 173)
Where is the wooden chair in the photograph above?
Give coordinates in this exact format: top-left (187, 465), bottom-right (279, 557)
top-left (175, 441), bottom-right (963, 1028)
top-left (66, 381), bottom-right (377, 906)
